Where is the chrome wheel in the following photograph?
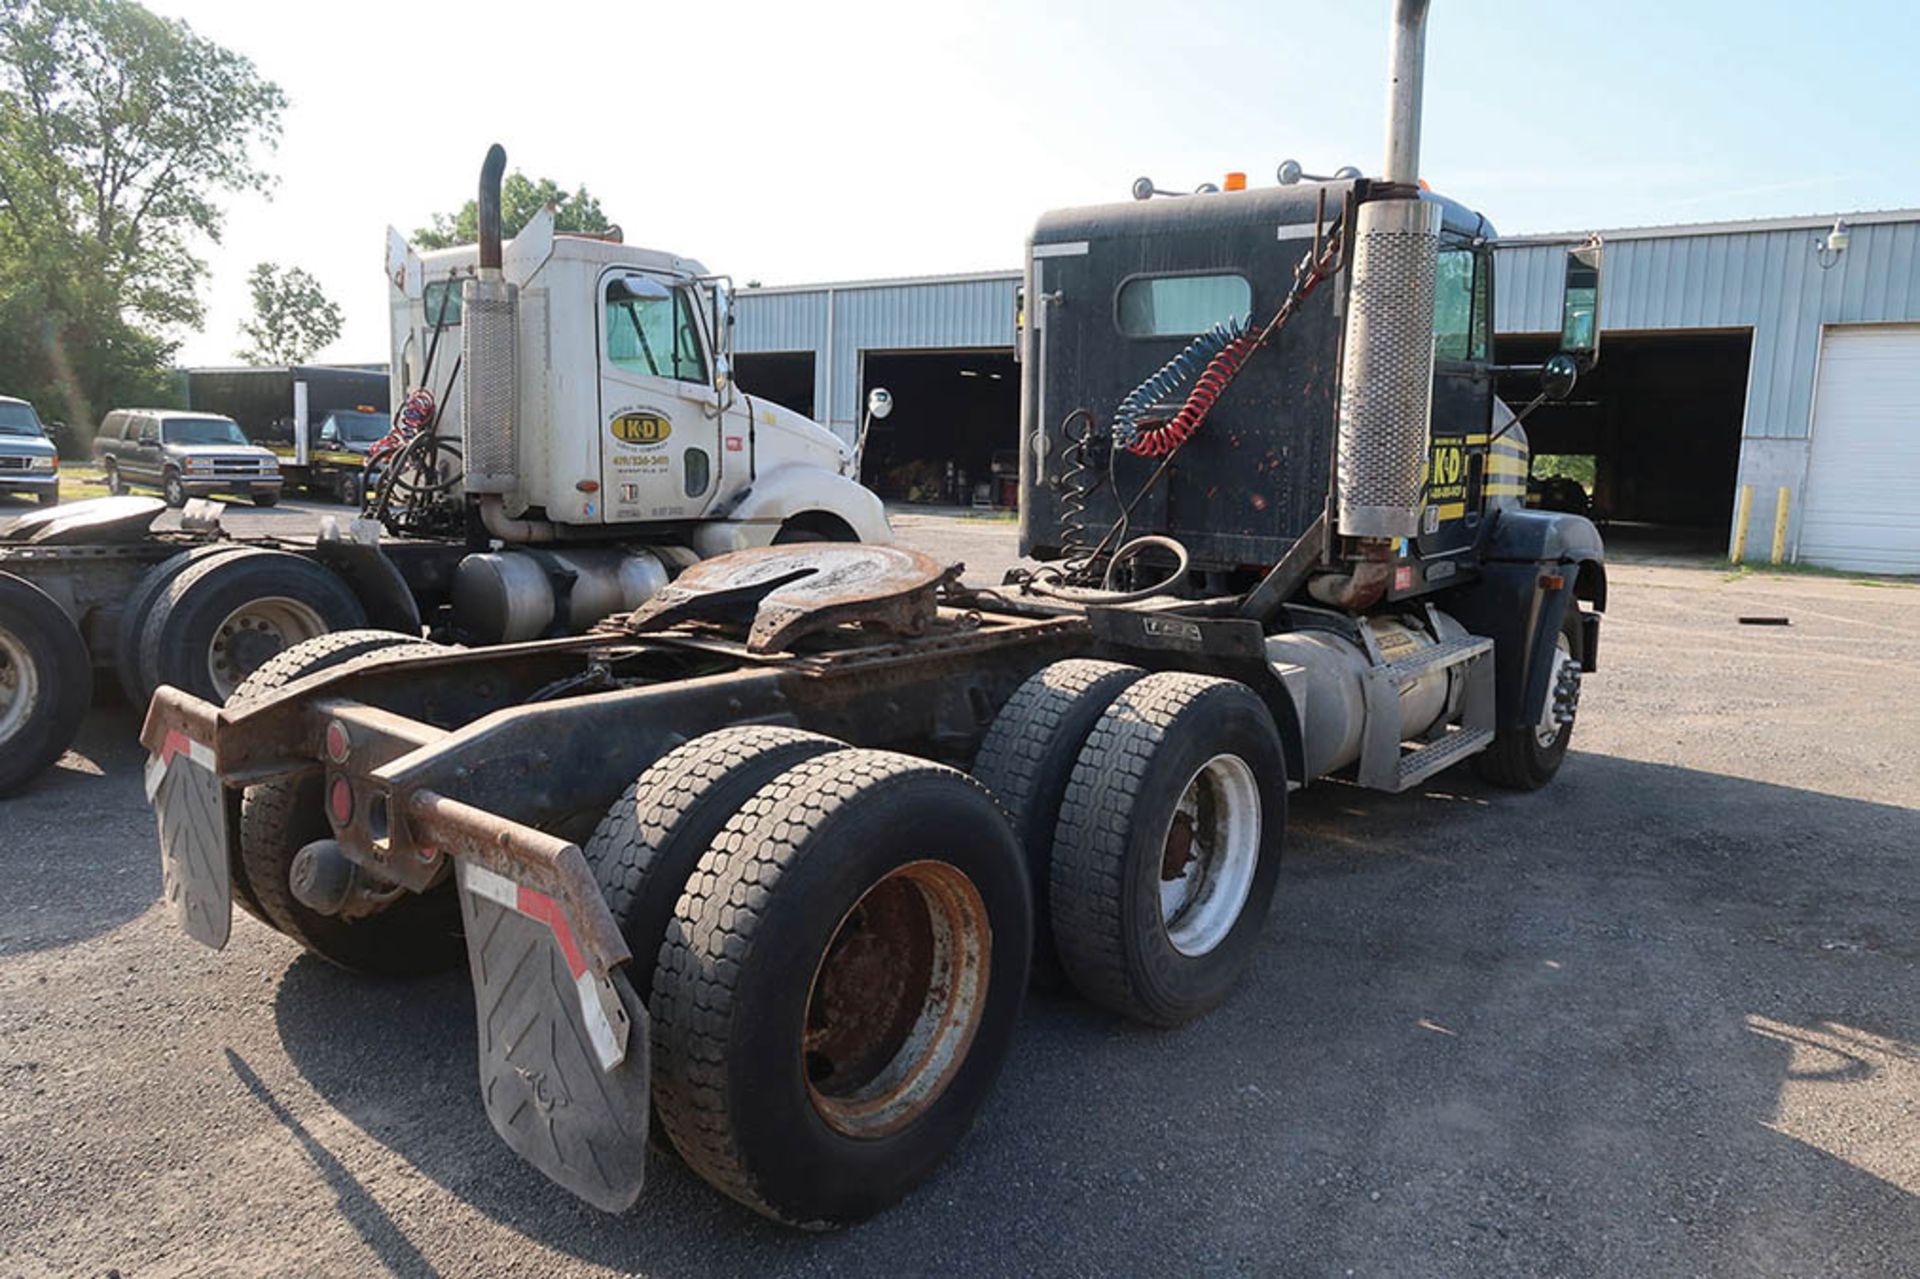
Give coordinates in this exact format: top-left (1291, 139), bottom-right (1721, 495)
top-left (803, 859), bottom-right (992, 1138)
top-left (1535, 633), bottom-right (1579, 749)
top-left (0, 625), bottom-right (38, 745)
top-left (207, 597), bottom-right (329, 700)
top-left (1158, 753), bottom-right (1261, 958)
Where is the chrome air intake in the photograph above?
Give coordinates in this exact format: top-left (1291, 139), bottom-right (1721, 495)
top-left (460, 144), bottom-right (518, 496)
top-left (1335, 195), bottom-right (1440, 539)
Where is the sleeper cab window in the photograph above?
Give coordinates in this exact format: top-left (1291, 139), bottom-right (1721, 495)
top-left (1117, 273), bottom-right (1253, 338)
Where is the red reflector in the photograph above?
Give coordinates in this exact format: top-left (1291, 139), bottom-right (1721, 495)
top-left (328, 776), bottom-right (353, 826)
top-left (324, 720), bottom-right (350, 763)
top-left (575, 479), bottom-right (600, 492)
top-left (1540, 573), bottom-right (1566, 591)
top-left (1393, 565), bottom-right (1415, 592)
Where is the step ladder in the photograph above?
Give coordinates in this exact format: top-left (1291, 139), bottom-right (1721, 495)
top-left (1355, 631), bottom-right (1496, 793)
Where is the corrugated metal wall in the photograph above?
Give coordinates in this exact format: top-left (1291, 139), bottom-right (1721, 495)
top-left (737, 274), bottom-right (1020, 438)
top-left (1494, 218), bottom-right (1920, 441)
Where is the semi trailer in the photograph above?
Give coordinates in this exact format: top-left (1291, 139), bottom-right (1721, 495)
top-left (138, 0), bottom-right (1609, 1230)
top-left (0, 196), bottom-right (889, 796)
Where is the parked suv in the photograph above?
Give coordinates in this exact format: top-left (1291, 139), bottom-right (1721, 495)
top-left (0, 396), bottom-right (60, 507)
top-left (94, 409), bottom-right (283, 508)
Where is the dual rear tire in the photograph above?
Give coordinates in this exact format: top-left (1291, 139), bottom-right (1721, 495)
top-left (582, 728), bottom-right (1032, 1228)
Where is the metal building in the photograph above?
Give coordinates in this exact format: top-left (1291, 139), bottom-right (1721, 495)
top-left (737, 207), bottom-right (1920, 570)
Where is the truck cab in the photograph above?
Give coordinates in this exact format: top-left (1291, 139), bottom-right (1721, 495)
top-left (386, 210), bottom-right (888, 553)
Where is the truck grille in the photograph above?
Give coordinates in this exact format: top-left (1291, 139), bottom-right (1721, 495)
top-left (0, 456), bottom-right (30, 471)
top-left (197, 456), bottom-right (275, 476)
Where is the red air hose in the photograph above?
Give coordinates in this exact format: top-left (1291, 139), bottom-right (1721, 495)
top-left (1125, 332), bottom-right (1260, 458)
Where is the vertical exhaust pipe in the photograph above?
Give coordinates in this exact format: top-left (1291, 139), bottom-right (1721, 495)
top-left (1333, 0), bottom-right (1440, 542)
top-left (462, 143), bottom-right (520, 497)
top-left (1383, 0), bottom-right (1431, 184)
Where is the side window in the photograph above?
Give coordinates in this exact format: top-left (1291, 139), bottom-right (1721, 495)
top-left (1117, 273), bottom-right (1253, 337)
top-left (100, 413), bottom-right (121, 441)
top-left (423, 280), bottom-right (463, 327)
top-left (606, 284), bottom-right (709, 384)
top-left (1434, 247), bottom-right (1489, 363)
top-left (138, 416), bottom-right (159, 444)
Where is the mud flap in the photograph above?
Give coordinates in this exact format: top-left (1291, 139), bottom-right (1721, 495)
top-left (456, 861), bottom-right (650, 1213)
top-left (147, 739), bottom-right (233, 949)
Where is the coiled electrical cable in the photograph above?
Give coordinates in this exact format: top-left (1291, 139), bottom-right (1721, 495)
top-left (1054, 408), bottom-right (1102, 568)
top-left (1111, 316), bottom-right (1248, 450)
top-left (1126, 330), bottom-right (1260, 458)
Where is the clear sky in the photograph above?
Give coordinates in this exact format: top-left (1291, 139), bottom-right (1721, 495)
top-left (150, 0), bottom-right (1920, 366)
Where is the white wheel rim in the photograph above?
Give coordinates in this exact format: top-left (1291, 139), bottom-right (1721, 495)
top-left (1158, 753), bottom-right (1261, 957)
top-left (0, 626), bottom-right (39, 744)
top-left (207, 597), bottom-right (328, 700)
top-left (1536, 634), bottom-right (1576, 749)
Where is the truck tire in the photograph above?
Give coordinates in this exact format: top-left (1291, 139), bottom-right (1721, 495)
top-left (970, 659), bottom-right (1145, 981)
top-left (116, 544), bottom-right (252, 706)
top-left (582, 725), bottom-right (847, 999)
top-left (0, 573), bottom-right (91, 797)
top-left (1050, 672), bottom-right (1286, 1027)
top-left (339, 473), bottom-right (363, 509)
top-left (237, 632), bottom-right (462, 973)
top-left (252, 491), bottom-right (279, 508)
top-left (224, 629), bottom-right (428, 924)
top-left (139, 548), bottom-right (366, 704)
top-left (1473, 605), bottom-right (1584, 791)
top-left (104, 461), bottom-right (127, 496)
top-left (651, 750), bottom-right (1031, 1227)
top-left (162, 470), bottom-right (186, 508)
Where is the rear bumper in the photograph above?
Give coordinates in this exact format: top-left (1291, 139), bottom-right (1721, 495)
top-left (138, 684), bottom-right (651, 1212)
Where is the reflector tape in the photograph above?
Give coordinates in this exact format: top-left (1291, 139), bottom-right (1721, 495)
top-left (144, 730), bottom-right (216, 800)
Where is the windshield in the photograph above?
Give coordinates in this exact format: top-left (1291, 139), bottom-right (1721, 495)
top-left (326, 410), bottom-right (390, 444)
top-left (163, 416), bottom-right (249, 446)
top-left (0, 402), bottom-right (45, 437)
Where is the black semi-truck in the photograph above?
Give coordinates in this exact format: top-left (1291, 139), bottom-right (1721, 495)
top-left (185, 365), bottom-right (390, 506)
top-left (137, 0), bottom-right (1612, 1231)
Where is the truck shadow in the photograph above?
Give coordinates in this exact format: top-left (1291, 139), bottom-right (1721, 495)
top-left (270, 751), bottom-right (1920, 1275)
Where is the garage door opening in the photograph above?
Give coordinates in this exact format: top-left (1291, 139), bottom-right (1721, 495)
top-left (1497, 329), bottom-right (1751, 558)
top-left (735, 351), bottom-right (816, 419)
top-left (858, 349), bottom-right (1019, 507)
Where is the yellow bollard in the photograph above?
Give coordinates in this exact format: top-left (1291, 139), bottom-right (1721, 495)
top-left (1770, 486), bottom-right (1791, 565)
top-left (1730, 484), bottom-right (1753, 564)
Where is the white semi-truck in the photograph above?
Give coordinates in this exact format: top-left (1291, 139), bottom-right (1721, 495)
top-left (0, 189), bottom-right (890, 795)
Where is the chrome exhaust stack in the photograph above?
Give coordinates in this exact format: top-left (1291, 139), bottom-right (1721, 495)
top-left (461, 143), bottom-right (519, 498)
top-left (1334, 0), bottom-right (1439, 543)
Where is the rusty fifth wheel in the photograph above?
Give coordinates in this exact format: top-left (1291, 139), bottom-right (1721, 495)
top-left (649, 749), bottom-right (1031, 1227)
top-left (1049, 672), bottom-right (1287, 1027)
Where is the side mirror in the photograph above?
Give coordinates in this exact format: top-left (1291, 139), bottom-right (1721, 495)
top-left (1540, 352), bottom-right (1579, 401)
top-left (44, 421), bottom-right (69, 445)
top-left (867, 387), bottom-right (893, 421)
top-left (712, 355), bottom-right (733, 395)
top-left (1559, 238), bottom-right (1603, 367)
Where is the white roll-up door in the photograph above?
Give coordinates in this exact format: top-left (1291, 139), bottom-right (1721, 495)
top-left (1800, 324), bottom-right (1920, 572)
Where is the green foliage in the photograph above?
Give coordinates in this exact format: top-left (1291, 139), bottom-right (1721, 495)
top-left (1531, 452), bottom-right (1597, 491)
top-left (235, 262), bottom-right (342, 365)
top-left (412, 171), bottom-right (612, 249)
top-left (0, 0), bottom-right (284, 435)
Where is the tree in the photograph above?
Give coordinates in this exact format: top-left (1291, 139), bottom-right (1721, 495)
top-left (235, 262), bottom-right (342, 365)
top-left (411, 171), bottom-right (612, 249)
top-left (0, 0), bottom-right (284, 431)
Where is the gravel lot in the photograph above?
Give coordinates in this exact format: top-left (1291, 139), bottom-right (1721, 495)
top-left (1, 505), bottom-right (1915, 1277)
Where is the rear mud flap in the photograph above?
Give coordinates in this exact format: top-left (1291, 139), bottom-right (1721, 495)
top-left (147, 741), bottom-right (233, 950)
top-left (456, 861), bottom-right (650, 1213)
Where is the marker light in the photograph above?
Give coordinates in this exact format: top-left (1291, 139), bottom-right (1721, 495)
top-left (1224, 172), bottom-right (1247, 191)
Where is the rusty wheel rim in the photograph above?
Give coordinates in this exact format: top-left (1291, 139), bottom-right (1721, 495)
top-left (0, 625), bottom-right (38, 744)
top-left (1158, 752), bottom-right (1261, 958)
top-left (802, 859), bottom-right (992, 1138)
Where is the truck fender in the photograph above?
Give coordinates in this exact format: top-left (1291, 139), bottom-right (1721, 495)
top-left (309, 537), bottom-right (422, 635)
top-left (1442, 509), bottom-right (1606, 733)
top-left (694, 465), bottom-right (893, 557)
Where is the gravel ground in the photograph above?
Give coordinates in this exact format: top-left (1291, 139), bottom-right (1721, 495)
top-left (1, 507), bottom-right (1915, 1278)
